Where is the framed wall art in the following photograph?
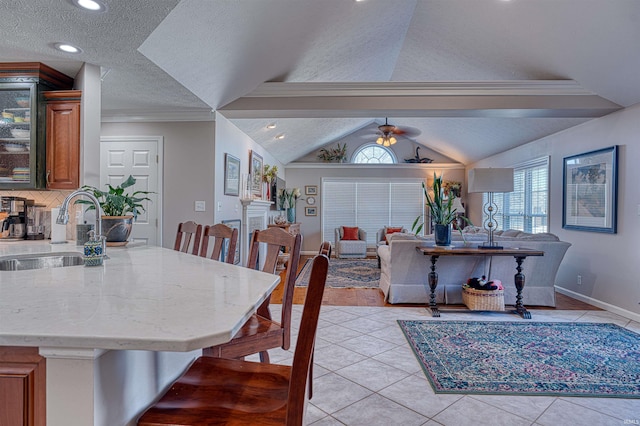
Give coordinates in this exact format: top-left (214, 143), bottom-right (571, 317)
top-left (563, 145), bottom-right (618, 233)
top-left (250, 150), bottom-right (263, 198)
top-left (223, 153), bottom-right (240, 196)
top-left (221, 219), bottom-right (241, 264)
top-left (305, 206), bottom-right (317, 216)
top-left (305, 185), bottom-right (318, 195)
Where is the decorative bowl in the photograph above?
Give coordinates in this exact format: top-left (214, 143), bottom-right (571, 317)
top-left (10, 129), bottom-right (30, 139)
top-left (3, 144), bottom-right (25, 152)
top-left (15, 97), bottom-right (29, 107)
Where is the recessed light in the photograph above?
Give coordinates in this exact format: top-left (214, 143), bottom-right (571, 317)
top-left (275, 134), bottom-right (285, 140)
top-left (70, 0), bottom-right (107, 12)
top-left (266, 123), bottom-right (277, 129)
top-left (54, 43), bottom-right (82, 54)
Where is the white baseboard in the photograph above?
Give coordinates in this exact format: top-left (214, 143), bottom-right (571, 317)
top-left (555, 286), bottom-right (640, 323)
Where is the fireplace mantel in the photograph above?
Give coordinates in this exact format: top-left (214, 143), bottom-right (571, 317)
top-left (240, 199), bottom-right (273, 267)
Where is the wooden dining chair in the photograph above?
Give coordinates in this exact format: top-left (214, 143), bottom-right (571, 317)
top-left (199, 223), bottom-right (238, 264)
top-left (203, 226), bottom-right (302, 363)
top-left (319, 240), bottom-right (332, 258)
top-left (173, 221), bottom-right (202, 255)
top-left (137, 254), bottom-right (329, 426)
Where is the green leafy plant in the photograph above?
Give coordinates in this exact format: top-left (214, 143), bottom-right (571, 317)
top-left (317, 143), bottom-right (347, 163)
top-left (411, 173), bottom-right (470, 235)
top-left (263, 164), bottom-right (278, 183)
top-left (76, 175), bottom-right (154, 219)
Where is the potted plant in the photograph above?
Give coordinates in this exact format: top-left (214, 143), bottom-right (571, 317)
top-left (412, 173), bottom-right (468, 246)
top-left (76, 175), bottom-right (154, 245)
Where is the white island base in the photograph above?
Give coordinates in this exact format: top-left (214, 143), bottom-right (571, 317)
top-left (41, 347), bottom-right (198, 426)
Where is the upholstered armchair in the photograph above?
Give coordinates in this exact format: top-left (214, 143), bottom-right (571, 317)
top-left (334, 226), bottom-right (367, 259)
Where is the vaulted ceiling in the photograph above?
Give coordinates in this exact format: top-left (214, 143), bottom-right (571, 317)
top-left (1, 0), bottom-right (639, 164)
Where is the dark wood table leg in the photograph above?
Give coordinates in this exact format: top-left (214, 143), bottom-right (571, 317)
top-left (513, 256), bottom-right (531, 319)
top-left (426, 255), bottom-right (440, 317)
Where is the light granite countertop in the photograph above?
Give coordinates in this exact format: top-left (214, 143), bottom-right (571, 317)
top-left (0, 241), bottom-right (280, 352)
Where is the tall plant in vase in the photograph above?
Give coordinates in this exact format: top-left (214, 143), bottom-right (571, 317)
top-left (280, 187), bottom-right (300, 223)
top-left (263, 164), bottom-right (278, 200)
top-left (412, 173), bottom-right (468, 246)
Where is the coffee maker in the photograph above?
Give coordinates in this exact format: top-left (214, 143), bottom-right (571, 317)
top-left (25, 200), bottom-right (46, 240)
top-left (0, 196), bottom-right (27, 239)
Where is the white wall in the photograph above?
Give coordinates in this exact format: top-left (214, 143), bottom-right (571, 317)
top-left (101, 121), bottom-right (215, 248)
top-left (469, 103), bottom-right (640, 319)
top-left (214, 114), bottom-right (284, 222)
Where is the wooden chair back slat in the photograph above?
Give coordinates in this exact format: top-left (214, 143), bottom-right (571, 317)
top-left (199, 223), bottom-right (238, 264)
top-left (173, 221), bottom-right (202, 255)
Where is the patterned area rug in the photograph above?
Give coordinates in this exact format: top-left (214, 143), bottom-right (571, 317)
top-left (399, 320), bottom-right (640, 398)
top-left (296, 258), bottom-right (380, 288)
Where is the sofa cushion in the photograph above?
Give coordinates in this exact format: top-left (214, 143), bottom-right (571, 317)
top-left (388, 232), bottom-right (417, 242)
top-left (342, 226), bottom-right (360, 240)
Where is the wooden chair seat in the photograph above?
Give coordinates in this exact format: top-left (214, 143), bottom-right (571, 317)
top-left (139, 356), bottom-right (291, 424)
top-left (203, 314), bottom-right (283, 358)
top-left (138, 254), bottom-right (330, 426)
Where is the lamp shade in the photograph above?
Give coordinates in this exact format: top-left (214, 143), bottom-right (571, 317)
top-left (468, 168), bottom-right (514, 193)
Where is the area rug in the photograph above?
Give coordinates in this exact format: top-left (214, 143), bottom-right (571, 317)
top-left (296, 258), bottom-right (380, 288)
top-left (399, 320), bottom-right (640, 398)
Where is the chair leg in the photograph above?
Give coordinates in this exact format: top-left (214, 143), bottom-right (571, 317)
top-left (308, 352), bottom-right (314, 399)
top-left (259, 350), bottom-right (270, 363)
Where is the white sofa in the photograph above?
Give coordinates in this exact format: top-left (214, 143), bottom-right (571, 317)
top-left (377, 229), bottom-right (571, 307)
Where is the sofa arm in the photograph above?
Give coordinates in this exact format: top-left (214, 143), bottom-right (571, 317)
top-left (358, 228), bottom-right (367, 242)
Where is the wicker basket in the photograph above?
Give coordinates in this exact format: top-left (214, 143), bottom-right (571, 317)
top-left (462, 286), bottom-right (505, 311)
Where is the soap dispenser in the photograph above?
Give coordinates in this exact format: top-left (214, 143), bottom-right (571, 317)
top-left (84, 230), bottom-right (104, 266)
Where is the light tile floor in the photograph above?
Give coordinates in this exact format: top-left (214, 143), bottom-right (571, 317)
top-left (253, 305), bottom-right (640, 426)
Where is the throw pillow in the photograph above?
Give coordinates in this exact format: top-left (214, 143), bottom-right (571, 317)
top-left (381, 226), bottom-right (403, 242)
top-left (342, 226), bottom-right (360, 240)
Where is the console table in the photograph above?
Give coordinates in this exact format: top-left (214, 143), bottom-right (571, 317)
top-left (417, 246), bottom-right (544, 319)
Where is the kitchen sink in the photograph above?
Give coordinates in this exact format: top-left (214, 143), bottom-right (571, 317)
top-left (0, 252), bottom-right (85, 271)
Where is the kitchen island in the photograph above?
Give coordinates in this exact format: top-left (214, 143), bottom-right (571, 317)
top-left (0, 241), bottom-right (281, 426)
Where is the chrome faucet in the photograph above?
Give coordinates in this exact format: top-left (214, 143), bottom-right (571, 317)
top-left (57, 190), bottom-right (105, 254)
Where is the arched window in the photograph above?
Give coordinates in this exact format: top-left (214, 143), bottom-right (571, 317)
top-left (352, 144), bottom-right (397, 164)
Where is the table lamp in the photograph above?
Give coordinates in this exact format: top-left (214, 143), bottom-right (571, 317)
top-left (468, 168), bottom-right (514, 249)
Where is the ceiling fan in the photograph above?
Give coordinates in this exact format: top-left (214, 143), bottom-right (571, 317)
top-left (364, 118), bottom-right (421, 147)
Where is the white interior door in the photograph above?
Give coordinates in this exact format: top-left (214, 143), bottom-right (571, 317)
top-left (100, 136), bottom-right (163, 246)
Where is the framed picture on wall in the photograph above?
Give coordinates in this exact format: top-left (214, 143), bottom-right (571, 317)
top-left (221, 219), bottom-right (241, 264)
top-left (250, 150), bottom-right (263, 198)
top-left (305, 206), bottom-right (317, 216)
top-left (224, 153), bottom-right (240, 196)
top-left (305, 185), bottom-right (318, 195)
top-left (562, 145), bottom-right (618, 233)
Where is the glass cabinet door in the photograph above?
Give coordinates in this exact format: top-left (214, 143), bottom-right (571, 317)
top-left (0, 84), bottom-right (35, 187)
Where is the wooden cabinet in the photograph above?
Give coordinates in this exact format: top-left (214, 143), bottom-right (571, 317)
top-left (0, 63), bottom-right (74, 189)
top-left (44, 91), bottom-right (81, 189)
top-left (0, 346), bottom-right (46, 426)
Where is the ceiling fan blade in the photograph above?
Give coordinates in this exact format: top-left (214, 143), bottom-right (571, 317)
top-left (391, 126), bottom-right (421, 137)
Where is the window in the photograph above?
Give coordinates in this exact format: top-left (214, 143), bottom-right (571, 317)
top-left (352, 144), bottom-right (397, 164)
top-left (322, 178), bottom-right (423, 246)
top-left (483, 157), bottom-right (549, 233)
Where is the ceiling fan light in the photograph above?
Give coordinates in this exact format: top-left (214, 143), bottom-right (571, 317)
top-left (376, 137), bottom-right (383, 145)
top-left (390, 137), bottom-right (397, 145)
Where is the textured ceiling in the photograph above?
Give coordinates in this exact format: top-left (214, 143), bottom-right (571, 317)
top-left (2, 0), bottom-right (639, 165)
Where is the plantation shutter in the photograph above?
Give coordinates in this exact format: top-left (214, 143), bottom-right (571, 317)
top-left (483, 157), bottom-right (549, 233)
top-left (322, 178), bottom-right (423, 246)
